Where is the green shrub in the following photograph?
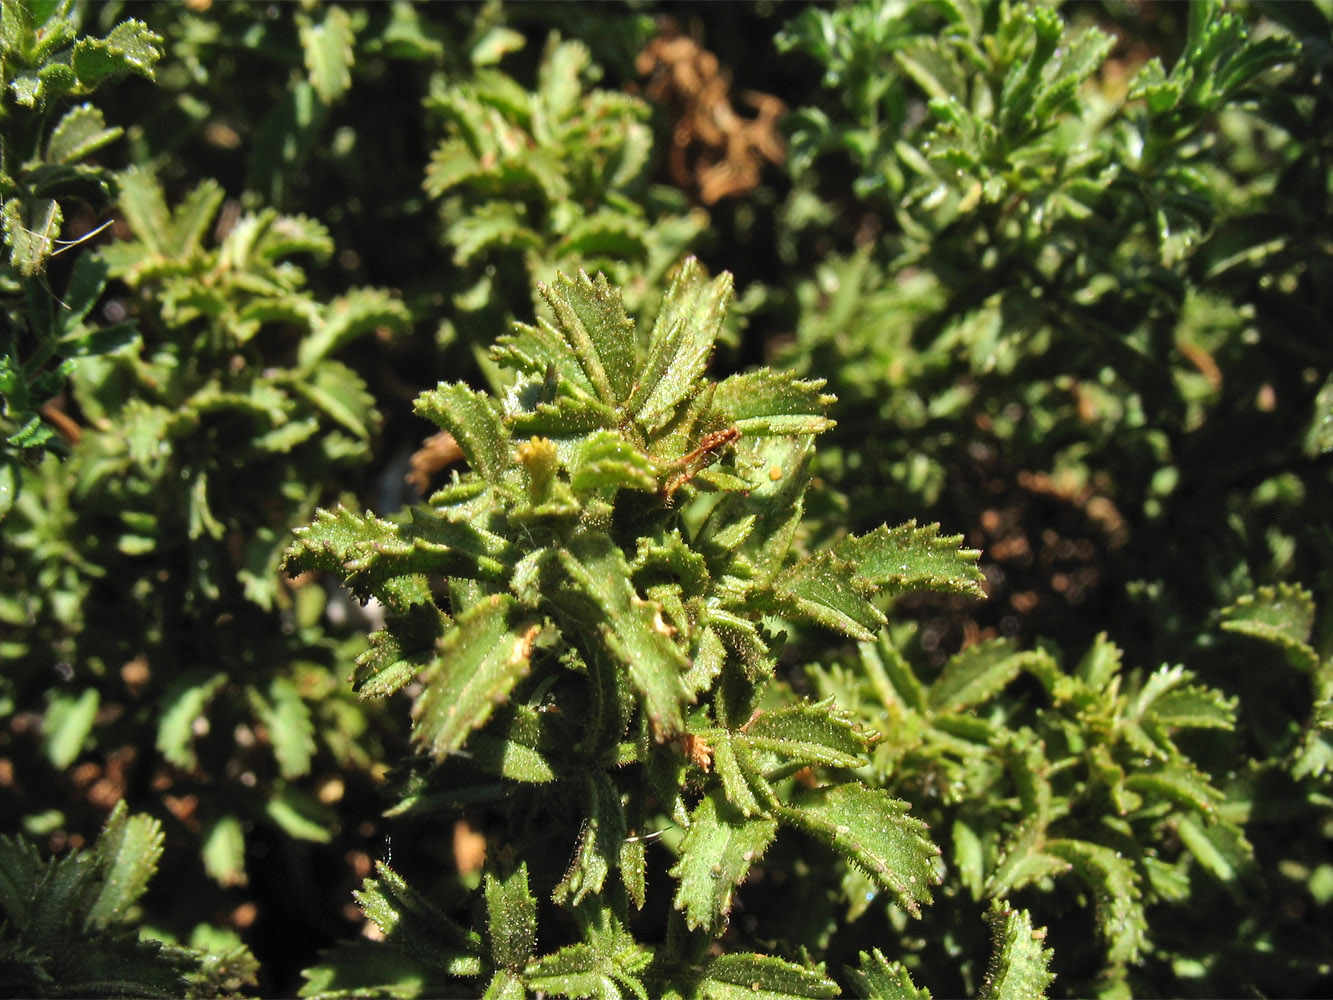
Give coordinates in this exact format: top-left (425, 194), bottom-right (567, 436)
top-left (0, 802), bottom-right (257, 997)
top-left (1, 164), bottom-right (409, 890)
top-left (772, 0), bottom-right (1333, 664)
top-left (0, 0), bottom-right (160, 496)
top-left (2, 2), bottom-right (1330, 998)
top-left (284, 258), bottom-right (1031, 998)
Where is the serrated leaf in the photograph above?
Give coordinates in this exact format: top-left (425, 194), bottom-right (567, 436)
top-left (510, 386), bottom-right (618, 437)
top-left (630, 258), bottom-right (732, 434)
top-left (525, 942), bottom-right (644, 1000)
top-left (75, 18), bottom-right (161, 82)
top-left (557, 210), bottom-right (646, 261)
top-left (414, 382), bottom-right (510, 485)
top-left (5, 413), bottom-right (55, 450)
top-left (710, 733), bottom-right (769, 817)
top-left (350, 606), bottom-right (447, 700)
top-left (713, 370), bottom-right (835, 437)
top-left (300, 505), bottom-right (511, 609)
top-left (780, 784), bottom-right (939, 916)
top-left (742, 701), bottom-right (868, 770)
top-left (1119, 762), bottom-right (1221, 816)
top-left (1146, 681), bottom-right (1236, 730)
top-left (683, 625), bottom-right (727, 696)
top-left (1045, 839), bottom-right (1145, 965)
top-left (620, 802), bottom-right (647, 910)
top-left (84, 804), bottom-right (163, 930)
top-left (538, 270), bottom-right (637, 408)
top-left (701, 953), bottom-right (839, 1000)
top-left (557, 533), bottom-right (690, 735)
top-left (156, 671), bottom-right (227, 771)
top-left (978, 901), bottom-right (1055, 1000)
top-left (552, 771), bottom-right (627, 907)
top-left (291, 358), bottom-right (378, 439)
top-left (495, 318), bottom-right (602, 401)
top-left (299, 288), bottom-right (410, 369)
top-left (343, 862), bottom-right (482, 982)
top-left (413, 594), bottom-right (537, 758)
top-left (767, 550), bottom-right (884, 641)
top-left (449, 202), bottom-right (542, 265)
top-left (671, 792), bottom-right (778, 932)
top-left (1002, 730), bottom-right (1055, 832)
top-left (571, 430), bottom-right (657, 494)
top-left (834, 520), bottom-right (985, 599)
top-left (986, 831), bottom-right (1072, 899)
top-left (112, 165), bottom-right (171, 257)
top-left (424, 139), bottom-right (485, 198)
top-left (1220, 584), bottom-right (1320, 672)
top-left (300, 5), bottom-right (355, 104)
top-left (253, 675), bottom-right (316, 780)
top-left (928, 639), bottom-right (1030, 714)
top-left (846, 949), bottom-right (931, 1000)
top-left (46, 103), bottom-right (121, 164)
top-left (251, 211), bottom-right (334, 262)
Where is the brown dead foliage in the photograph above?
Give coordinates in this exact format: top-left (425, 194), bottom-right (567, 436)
top-left (406, 430), bottom-right (464, 495)
top-left (637, 23), bottom-right (785, 204)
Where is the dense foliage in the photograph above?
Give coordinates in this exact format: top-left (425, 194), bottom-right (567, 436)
top-left (2, 1), bottom-right (1330, 998)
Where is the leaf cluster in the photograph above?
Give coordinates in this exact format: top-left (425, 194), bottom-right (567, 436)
top-left (1, 165), bottom-right (409, 889)
top-left (0, 0), bottom-right (160, 479)
top-left (0, 802), bottom-right (258, 998)
top-left (772, 0), bottom-right (1332, 664)
top-left (0, 3), bottom-right (1330, 998)
top-left (285, 259), bottom-right (1010, 998)
top-left (422, 29), bottom-right (705, 354)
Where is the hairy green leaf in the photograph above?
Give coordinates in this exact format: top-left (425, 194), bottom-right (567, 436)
top-left (701, 953), bottom-right (839, 1000)
top-left (977, 901), bottom-right (1055, 1000)
top-left (415, 382), bottom-right (511, 486)
top-left (928, 639), bottom-right (1032, 714)
top-left (834, 521), bottom-right (985, 599)
top-left (46, 102), bottom-right (121, 164)
top-left (671, 792), bottom-right (778, 932)
top-left (847, 949), bottom-right (930, 999)
top-left (552, 771), bottom-right (628, 907)
top-left (557, 533), bottom-right (690, 735)
top-left (486, 862), bottom-right (536, 971)
top-left (539, 270), bottom-right (638, 408)
top-left (1045, 839), bottom-right (1145, 966)
top-left (742, 701), bottom-right (869, 770)
top-left (413, 594), bottom-right (538, 758)
top-left (630, 260), bottom-right (732, 434)
top-left (1220, 584), bottom-right (1320, 672)
top-left (781, 784), bottom-right (939, 916)
top-left (84, 803), bottom-right (163, 930)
